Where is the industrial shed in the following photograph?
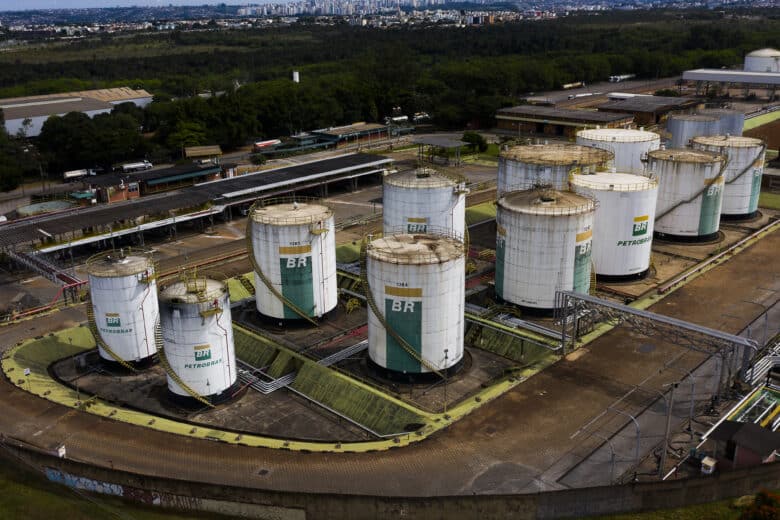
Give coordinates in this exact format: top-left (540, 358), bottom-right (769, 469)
top-left (495, 105), bottom-right (634, 139)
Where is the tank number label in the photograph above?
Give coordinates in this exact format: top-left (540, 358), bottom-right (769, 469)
top-left (289, 241), bottom-right (301, 246)
top-left (396, 282), bottom-right (408, 287)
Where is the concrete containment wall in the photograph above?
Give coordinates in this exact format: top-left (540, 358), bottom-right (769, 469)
top-left (11, 444), bottom-right (780, 520)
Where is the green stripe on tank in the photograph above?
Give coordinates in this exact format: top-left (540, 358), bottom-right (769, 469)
top-left (573, 241), bottom-right (592, 294)
top-left (698, 182), bottom-right (723, 235)
top-left (748, 169), bottom-right (762, 214)
top-left (495, 236), bottom-right (506, 299)
top-left (279, 255), bottom-right (315, 319)
top-left (385, 298), bottom-right (422, 373)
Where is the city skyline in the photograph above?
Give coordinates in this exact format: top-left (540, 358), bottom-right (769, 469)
top-left (1, 1), bottom-right (262, 11)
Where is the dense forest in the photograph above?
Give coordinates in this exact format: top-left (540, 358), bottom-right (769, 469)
top-left (0, 10), bottom-right (779, 188)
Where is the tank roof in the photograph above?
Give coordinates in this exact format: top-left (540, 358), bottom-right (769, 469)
top-left (159, 278), bottom-right (226, 304)
top-left (384, 168), bottom-right (456, 189)
top-left (86, 253), bottom-right (152, 277)
top-left (367, 233), bottom-right (464, 265)
top-left (500, 144), bottom-right (613, 166)
top-left (498, 189), bottom-right (596, 216)
top-left (747, 48), bottom-right (780, 57)
top-left (570, 172), bottom-right (657, 192)
top-left (697, 108), bottom-right (744, 116)
top-left (668, 114), bottom-right (718, 122)
top-left (576, 128), bottom-right (660, 143)
top-left (251, 201), bottom-right (332, 225)
top-left (691, 135), bottom-right (764, 148)
top-left (648, 148), bottom-right (724, 164)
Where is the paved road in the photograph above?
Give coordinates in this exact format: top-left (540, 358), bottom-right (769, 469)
top-left (0, 229), bottom-right (777, 496)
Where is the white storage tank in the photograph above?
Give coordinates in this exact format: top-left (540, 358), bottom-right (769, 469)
top-left (86, 250), bottom-right (158, 365)
top-left (666, 114), bottom-right (720, 148)
top-left (496, 189), bottom-right (596, 310)
top-left (570, 172), bottom-right (658, 278)
top-left (366, 233), bottom-right (465, 375)
top-left (383, 168), bottom-right (466, 237)
top-left (744, 48), bottom-right (780, 73)
top-left (576, 128), bottom-right (661, 175)
top-left (647, 148), bottom-right (726, 241)
top-left (691, 135), bottom-right (766, 219)
top-left (159, 277), bottom-right (237, 401)
top-left (250, 200), bottom-right (337, 320)
top-left (498, 144), bottom-right (613, 194)
top-left (697, 109), bottom-right (745, 137)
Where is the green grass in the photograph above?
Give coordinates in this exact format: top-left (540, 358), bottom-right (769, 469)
top-left (336, 241), bottom-right (362, 263)
top-left (589, 496), bottom-right (746, 519)
top-left (759, 191), bottom-right (780, 210)
top-left (0, 451), bottom-right (235, 520)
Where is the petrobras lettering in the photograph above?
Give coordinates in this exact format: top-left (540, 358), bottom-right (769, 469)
top-left (184, 358), bottom-right (223, 370)
top-left (99, 327), bottom-right (133, 334)
top-left (616, 237), bottom-right (652, 246)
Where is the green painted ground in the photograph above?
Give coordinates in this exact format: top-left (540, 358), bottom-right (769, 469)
top-left (0, 452), bottom-right (235, 520)
top-left (759, 191), bottom-right (780, 211)
top-left (744, 110), bottom-right (780, 131)
top-left (465, 201), bottom-right (497, 226)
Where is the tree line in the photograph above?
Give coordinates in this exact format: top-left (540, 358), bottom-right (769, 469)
top-left (0, 10), bottom-right (778, 189)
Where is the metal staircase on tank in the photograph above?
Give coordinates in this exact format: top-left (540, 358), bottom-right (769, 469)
top-left (359, 238), bottom-right (445, 379)
top-left (85, 293), bottom-right (138, 373)
top-left (244, 203), bottom-right (318, 326)
top-left (238, 274), bottom-right (256, 295)
top-left (153, 318), bottom-right (214, 408)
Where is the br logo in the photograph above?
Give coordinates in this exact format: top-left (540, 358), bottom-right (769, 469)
top-left (105, 315), bottom-right (121, 327)
top-left (390, 299), bottom-right (416, 313)
top-left (407, 224), bottom-right (427, 233)
top-left (706, 183), bottom-right (722, 197)
top-left (194, 347), bottom-right (212, 361)
top-left (632, 220), bottom-right (648, 237)
top-left (285, 257), bottom-right (307, 268)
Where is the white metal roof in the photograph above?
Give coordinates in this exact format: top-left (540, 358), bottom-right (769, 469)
top-left (682, 69), bottom-right (780, 85)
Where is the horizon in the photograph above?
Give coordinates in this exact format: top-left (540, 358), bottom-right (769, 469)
top-left (0, 1), bottom-right (261, 12)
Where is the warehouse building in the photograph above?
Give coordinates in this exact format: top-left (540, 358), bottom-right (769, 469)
top-left (0, 87), bottom-right (153, 137)
top-left (495, 105), bottom-right (634, 138)
top-left (683, 49), bottom-right (780, 99)
top-left (596, 96), bottom-right (700, 126)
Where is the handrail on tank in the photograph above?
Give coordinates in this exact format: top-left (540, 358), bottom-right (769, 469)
top-left (366, 227), bottom-right (466, 265)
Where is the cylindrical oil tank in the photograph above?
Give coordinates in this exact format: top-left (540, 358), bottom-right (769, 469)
top-left (498, 144), bottom-right (613, 194)
top-left (647, 148), bottom-right (726, 241)
top-left (691, 135), bottom-right (765, 218)
top-left (666, 114), bottom-right (720, 148)
top-left (366, 233), bottom-right (465, 375)
top-left (250, 200), bottom-right (337, 320)
top-left (744, 48), bottom-right (780, 73)
top-left (570, 172), bottom-right (658, 278)
top-left (697, 109), bottom-right (745, 137)
top-left (576, 128), bottom-right (661, 175)
top-left (383, 168), bottom-right (466, 237)
top-left (159, 278), bottom-right (236, 399)
top-left (496, 189), bottom-right (596, 309)
top-left (86, 251), bottom-right (157, 365)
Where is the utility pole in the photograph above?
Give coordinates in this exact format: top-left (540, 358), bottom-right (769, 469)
top-left (659, 382), bottom-right (679, 478)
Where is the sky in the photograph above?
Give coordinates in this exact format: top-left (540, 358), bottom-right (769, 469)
top-left (0, 1), bottom-right (254, 9)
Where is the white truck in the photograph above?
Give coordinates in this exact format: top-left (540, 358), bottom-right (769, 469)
top-left (62, 169), bottom-right (96, 181)
top-left (121, 160), bottom-right (153, 173)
